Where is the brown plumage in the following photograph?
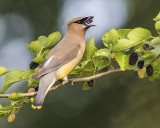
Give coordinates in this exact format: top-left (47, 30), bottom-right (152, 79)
top-left (32, 16), bottom-right (95, 108)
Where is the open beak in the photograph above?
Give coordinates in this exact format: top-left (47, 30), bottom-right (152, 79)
top-left (84, 16), bottom-right (96, 28)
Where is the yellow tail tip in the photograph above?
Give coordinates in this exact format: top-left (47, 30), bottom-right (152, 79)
top-left (32, 105), bottom-right (42, 109)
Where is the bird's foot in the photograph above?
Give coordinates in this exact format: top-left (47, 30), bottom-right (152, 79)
top-left (69, 78), bottom-right (75, 85)
top-left (63, 76), bottom-right (69, 82)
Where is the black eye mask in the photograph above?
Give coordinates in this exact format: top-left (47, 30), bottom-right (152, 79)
top-left (74, 16), bottom-right (95, 28)
top-left (74, 17), bottom-right (88, 24)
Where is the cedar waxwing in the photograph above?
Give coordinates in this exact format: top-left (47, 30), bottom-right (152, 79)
top-left (32, 16), bottom-right (95, 109)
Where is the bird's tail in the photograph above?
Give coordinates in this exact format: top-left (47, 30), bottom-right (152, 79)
top-left (32, 72), bottom-right (56, 109)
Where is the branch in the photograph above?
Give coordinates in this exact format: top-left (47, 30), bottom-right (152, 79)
top-left (0, 68), bottom-right (124, 98)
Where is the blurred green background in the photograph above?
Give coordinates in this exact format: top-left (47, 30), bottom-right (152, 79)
top-left (0, 0), bottom-right (160, 127)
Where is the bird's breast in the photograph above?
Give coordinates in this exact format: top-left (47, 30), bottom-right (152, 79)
top-left (55, 58), bottom-right (78, 80)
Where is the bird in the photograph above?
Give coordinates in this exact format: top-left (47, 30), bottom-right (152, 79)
top-left (32, 16), bottom-right (95, 109)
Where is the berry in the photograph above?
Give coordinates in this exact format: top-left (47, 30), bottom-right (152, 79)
top-left (137, 61), bottom-right (144, 69)
top-left (143, 44), bottom-right (150, 51)
top-left (30, 61), bottom-right (39, 69)
top-left (129, 52), bottom-right (138, 65)
top-left (87, 80), bottom-right (94, 87)
top-left (143, 44), bottom-right (156, 51)
top-left (146, 64), bottom-right (153, 76)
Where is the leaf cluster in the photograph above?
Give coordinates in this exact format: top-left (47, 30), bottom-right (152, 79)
top-left (0, 12), bottom-right (160, 122)
top-left (0, 32), bottom-right (61, 121)
top-left (70, 12), bottom-right (160, 89)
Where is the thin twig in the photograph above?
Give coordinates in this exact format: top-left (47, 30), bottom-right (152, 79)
top-left (0, 68), bottom-right (123, 98)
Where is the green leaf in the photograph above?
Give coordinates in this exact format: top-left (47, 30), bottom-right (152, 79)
top-left (115, 52), bottom-right (126, 70)
top-left (140, 54), bottom-right (157, 62)
top-left (155, 20), bottom-right (160, 34)
top-left (149, 57), bottom-right (160, 81)
top-left (72, 60), bottom-right (96, 78)
top-left (0, 105), bottom-right (13, 119)
top-left (8, 93), bottom-right (24, 101)
top-left (94, 48), bottom-right (111, 58)
top-left (128, 28), bottom-right (151, 42)
top-left (151, 46), bottom-right (160, 54)
top-left (93, 57), bottom-right (111, 70)
top-left (84, 38), bottom-right (98, 59)
top-left (70, 59), bottom-right (90, 76)
top-left (154, 12), bottom-right (160, 21)
top-left (41, 49), bottom-right (50, 58)
top-left (12, 108), bottom-right (20, 114)
top-left (118, 29), bottom-right (132, 39)
top-left (26, 41), bottom-right (43, 55)
top-left (83, 82), bottom-right (91, 90)
top-left (0, 69), bottom-right (25, 93)
top-left (93, 49), bottom-right (111, 69)
top-left (80, 61), bottom-right (96, 77)
top-left (22, 69), bottom-right (36, 80)
top-left (70, 65), bottom-right (82, 75)
top-left (0, 66), bottom-right (9, 76)
top-left (38, 36), bottom-right (48, 47)
top-left (0, 112), bottom-right (10, 119)
top-left (0, 105), bottom-right (13, 111)
top-left (28, 77), bottom-right (39, 87)
top-left (80, 60), bottom-right (90, 69)
top-left (80, 70), bottom-right (95, 78)
top-left (102, 29), bottom-right (119, 47)
top-left (45, 32), bottom-right (61, 47)
top-left (32, 56), bottom-right (44, 64)
top-left (11, 100), bottom-right (24, 107)
top-left (0, 112), bottom-right (7, 119)
top-left (112, 28), bottom-right (152, 52)
top-left (150, 37), bottom-right (160, 46)
top-left (111, 39), bottom-right (134, 52)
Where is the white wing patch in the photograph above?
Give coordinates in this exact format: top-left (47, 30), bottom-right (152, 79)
top-left (44, 56), bottom-right (53, 67)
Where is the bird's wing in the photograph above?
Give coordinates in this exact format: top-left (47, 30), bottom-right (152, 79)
top-left (32, 43), bottom-right (80, 79)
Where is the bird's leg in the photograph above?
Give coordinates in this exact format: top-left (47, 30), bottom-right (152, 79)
top-left (58, 76), bottom-right (69, 85)
top-left (62, 76), bottom-right (69, 82)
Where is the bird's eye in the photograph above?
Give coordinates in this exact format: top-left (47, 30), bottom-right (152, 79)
top-left (74, 20), bottom-right (82, 24)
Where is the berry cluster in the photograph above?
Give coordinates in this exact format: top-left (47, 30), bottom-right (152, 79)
top-left (129, 52), bottom-right (154, 76)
